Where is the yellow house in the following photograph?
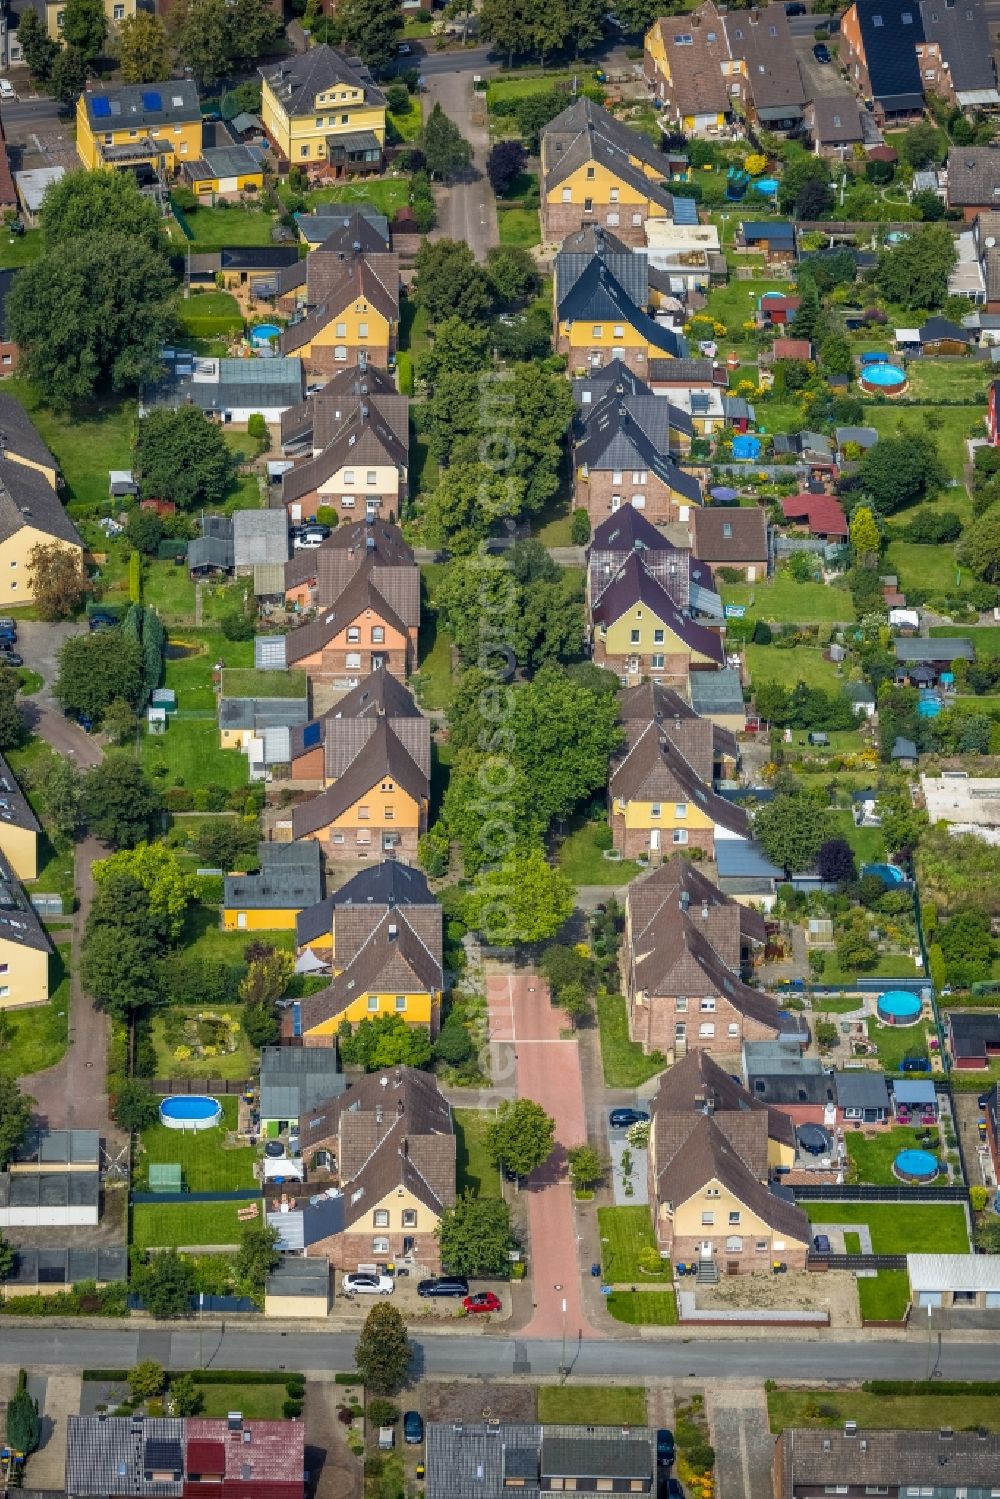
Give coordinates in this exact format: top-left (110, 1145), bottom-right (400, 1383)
top-left (41, 0), bottom-right (135, 42)
top-left (644, 5), bottom-right (734, 137)
top-left (0, 848), bottom-right (50, 1010)
top-left (279, 251), bottom-right (399, 374)
top-left (0, 751), bottom-right (40, 882)
top-left (0, 456), bottom-right (82, 612)
top-left (76, 80), bottom-right (202, 174)
top-left (556, 254), bottom-right (686, 377)
top-left (223, 842), bottom-right (323, 933)
top-left (540, 97), bottom-right (674, 244)
top-left (259, 46), bottom-right (386, 172)
top-left (592, 551), bottom-right (724, 688)
top-left (183, 145), bottom-right (264, 201)
top-left (292, 904), bottom-right (443, 1040)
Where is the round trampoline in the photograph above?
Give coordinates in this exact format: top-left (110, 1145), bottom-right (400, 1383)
top-left (264, 1140), bottom-right (285, 1158)
top-left (859, 362), bottom-right (908, 396)
top-left (877, 990), bottom-right (922, 1027)
top-left (159, 1095), bottom-right (222, 1131)
top-left (894, 1148), bottom-right (939, 1183)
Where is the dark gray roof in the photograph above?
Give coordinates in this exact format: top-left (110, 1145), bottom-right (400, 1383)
top-left (12, 1128), bottom-right (99, 1166)
top-left (835, 1070), bottom-right (890, 1110)
top-left (265, 1255), bottom-right (330, 1298)
top-left (267, 1186), bottom-right (345, 1251)
top-left (556, 225), bottom-right (649, 310)
top-left (0, 1169), bottom-right (99, 1209)
top-left (541, 1434), bottom-right (653, 1479)
top-left (740, 220), bottom-right (795, 244)
top-left (144, 353), bottom-right (304, 417)
top-left (259, 45), bottom-right (386, 117)
top-left (218, 695), bottom-right (308, 732)
top-left (920, 315), bottom-right (973, 344)
top-left (778, 1427), bottom-right (1000, 1491)
top-left (426, 1424), bottom-right (654, 1499)
top-left (296, 860), bottom-right (434, 946)
top-left (558, 258), bottom-right (687, 358)
top-left (84, 80), bottom-right (200, 132)
top-left (187, 536), bottom-right (234, 572)
top-left (891, 735), bottom-right (918, 759)
top-left (185, 145), bottom-right (263, 183)
top-left (688, 667), bottom-right (746, 717)
top-left (0, 393), bottom-right (57, 471)
top-left (576, 393), bottom-right (700, 500)
top-left (894, 637), bottom-right (975, 661)
top-left (5, 1245), bottom-right (127, 1288)
top-left (723, 6), bottom-right (805, 114)
top-left (259, 1040), bottom-right (345, 1119)
top-left (854, 0), bottom-right (925, 108)
top-left (947, 146), bottom-right (1000, 206)
top-left (296, 208), bottom-right (390, 249)
top-left (0, 453), bottom-right (81, 550)
top-left (809, 94), bottom-right (865, 144)
top-left (67, 1417), bottom-right (186, 1496)
top-left (0, 846), bottom-right (51, 953)
top-left (919, 0), bottom-right (998, 95)
top-left (0, 748), bottom-right (40, 836)
top-left (714, 838), bottom-right (783, 881)
top-left (224, 840), bottom-right (323, 912)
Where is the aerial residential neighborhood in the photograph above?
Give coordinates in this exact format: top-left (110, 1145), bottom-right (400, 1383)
top-left (3, 0), bottom-right (1000, 1493)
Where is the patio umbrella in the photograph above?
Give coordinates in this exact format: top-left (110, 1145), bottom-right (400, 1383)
top-left (710, 486), bottom-right (739, 503)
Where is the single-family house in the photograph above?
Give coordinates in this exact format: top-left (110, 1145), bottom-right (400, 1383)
top-left (279, 248), bottom-right (399, 374)
top-left (947, 147), bottom-right (1000, 219)
top-left (621, 855), bottom-right (781, 1059)
top-left (608, 706), bottom-right (748, 859)
top-left (277, 549), bottom-right (419, 686)
top-left (555, 243), bottom-right (687, 376)
top-left (840, 0), bottom-right (927, 123)
top-left (283, 516), bottom-right (416, 617)
top-left (949, 1011), bottom-right (1000, 1068)
top-left (280, 390), bottom-right (408, 524)
top-left (574, 386), bottom-right (699, 526)
top-left (774, 1426), bottom-right (1000, 1499)
top-left (835, 1069), bottom-right (891, 1123)
top-left (619, 679), bottom-right (738, 783)
top-left (0, 750), bottom-right (42, 882)
top-left (691, 506), bottom-right (769, 582)
top-left (805, 94), bottom-right (866, 156)
top-left (282, 363), bottom-right (398, 453)
top-left (287, 667), bottom-right (429, 792)
top-left (268, 1068), bottom-right (453, 1268)
top-left (295, 859), bottom-right (437, 968)
top-left (587, 504), bottom-right (696, 615)
top-left (540, 97), bottom-right (675, 245)
top-left (918, 0), bottom-right (1000, 111)
top-left (294, 208), bottom-right (390, 252)
top-left (76, 80), bottom-right (198, 173)
top-left (644, 2), bottom-right (734, 136)
top-left (66, 1416), bottom-right (305, 1499)
top-left (0, 396), bottom-right (82, 609)
top-left (426, 1423), bottom-right (655, 1499)
top-left (592, 550), bottom-right (726, 688)
top-left (223, 842), bottom-right (324, 932)
top-left (722, 4), bottom-right (807, 131)
top-left (758, 293), bottom-right (801, 328)
top-left (735, 221), bottom-right (796, 265)
top-left (779, 493), bottom-right (848, 540)
top-left (259, 46), bottom-right (387, 174)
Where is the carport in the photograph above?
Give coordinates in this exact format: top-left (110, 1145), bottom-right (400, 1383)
top-left (908, 1254), bottom-right (1000, 1310)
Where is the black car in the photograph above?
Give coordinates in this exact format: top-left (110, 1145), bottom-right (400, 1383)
top-left (666, 1481), bottom-right (684, 1499)
top-left (417, 1276), bottom-right (470, 1298)
top-left (403, 1411), bottom-right (424, 1445)
top-left (609, 1107), bottom-right (649, 1130)
top-left (88, 613), bottom-right (118, 632)
top-left (784, 2), bottom-right (806, 12)
top-left (812, 1233), bottom-right (832, 1254)
top-left (813, 41), bottom-right (831, 61)
top-left (978, 1093), bottom-right (993, 1108)
top-left (657, 1429), bottom-right (675, 1468)
top-left (0, 650), bottom-right (23, 667)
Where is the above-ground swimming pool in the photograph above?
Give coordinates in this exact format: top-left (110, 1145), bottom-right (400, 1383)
top-left (250, 323), bottom-right (281, 348)
top-left (752, 178), bottom-right (779, 194)
top-left (859, 362), bottom-right (908, 396)
top-left (877, 990), bottom-right (922, 1027)
top-left (159, 1095), bottom-right (222, 1131)
top-left (894, 1148), bottom-right (939, 1183)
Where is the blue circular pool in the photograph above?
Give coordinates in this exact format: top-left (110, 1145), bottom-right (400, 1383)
top-left (159, 1095), bottom-right (222, 1131)
top-left (752, 178), bottom-right (779, 193)
top-left (860, 362), bottom-right (907, 395)
top-left (894, 1148), bottom-right (939, 1182)
top-left (250, 323), bottom-right (281, 348)
top-left (877, 990), bottom-right (922, 1026)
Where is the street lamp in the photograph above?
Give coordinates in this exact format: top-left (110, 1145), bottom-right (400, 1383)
top-left (560, 1297), bottom-right (568, 1380)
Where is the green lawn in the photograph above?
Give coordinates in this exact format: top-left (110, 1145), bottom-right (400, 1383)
top-left (179, 905), bottom-right (294, 965)
top-left (178, 290), bottom-right (244, 338)
top-left (140, 718), bottom-right (250, 791)
top-left (131, 1199), bottom-right (251, 1249)
top-left (388, 96), bottom-right (423, 141)
top-left (768, 1386), bottom-right (1000, 1433)
top-left (486, 70), bottom-right (585, 106)
top-left (453, 1108), bottom-right (501, 1200)
top-left (866, 1017), bottom-right (929, 1074)
top-left (843, 1230), bottom-right (862, 1253)
top-left (798, 1202), bottom-right (969, 1254)
top-left (193, 1384), bottom-right (289, 1419)
top-left (0, 943), bottom-right (70, 1079)
top-left (1, 380), bottom-right (133, 511)
top-left (597, 1205), bottom-right (670, 1283)
top-left (845, 1125), bottom-right (939, 1186)
top-left (929, 625), bottom-right (1000, 659)
top-left (865, 405), bottom-right (975, 485)
top-left (822, 809), bottom-right (885, 866)
top-left (821, 952), bottom-right (921, 985)
top-left (150, 1006), bottom-right (256, 1080)
top-left (0, 228), bottom-right (43, 269)
top-left (399, 298), bottom-right (431, 360)
top-left (902, 360), bottom-right (989, 404)
top-left (720, 574), bottom-right (854, 625)
top-left (497, 208), bottom-right (541, 248)
top-left (596, 993), bottom-right (664, 1089)
top-left (858, 1270), bottom-right (911, 1322)
top-left (744, 644), bottom-right (842, 692)
top-left (884, 540), bottom-right (968, 598)
top-left (136, 1096), bottom-right (256, 1193)
top-left (416, 570), bottom-right (456, 710)
top-left (306, 179), bottom-right (410, 216)
top-left (184, 205), bottom-right (277, 252)
top-left (702, 276), bottom-right (790, 338)
top-left (537, 1386), bottom-right (647, 1425)
top-left (140, 562), bottom-right (198, 626)
top-left (220, 668), bottom-right (307, 700)
top-left (557, 822), bottom-right (642, 887)
top-left (606, 1290), bottom-right (678, 1325)
top-left (160, 631), bottom-right (256, 712)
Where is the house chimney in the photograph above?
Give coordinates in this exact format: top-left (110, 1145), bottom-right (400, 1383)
top-left (680, 890), bottom-right (690, 912)
top-left (702, 901), bottom-right (709, 920)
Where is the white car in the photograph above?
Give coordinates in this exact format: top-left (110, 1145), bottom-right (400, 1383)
top-left (342, 1272), bottom-right (394, 1295)
top-left (293, 531), bottom-right (325, 550)
top-left (0, 80), bottom-right (15, 102)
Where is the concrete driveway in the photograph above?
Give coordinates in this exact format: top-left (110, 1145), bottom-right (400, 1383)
top-left (794, 36), bottom-right (848, 100)
top-left (423, 70), bottom-right (498, 260)
top-left (15, 618), bottom-right (85, 709)
top-left (707, 1387), bottom-right (776, 1499)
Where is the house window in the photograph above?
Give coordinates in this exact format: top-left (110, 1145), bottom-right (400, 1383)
top-left (675, 1022), bottom-right (686, 1040)
top-left (384, 808), bottom-right (395, 822)
top-left (706, 1187), bottom-right (720, 1198)
top-left (630, 629), bottom-right (641, 644)
top-left (607, 213), bottom-right (620, 226)
top-left (374, 1209), bottom-right (389, 1227)
top-left (613, 325), bottom-right (624, 338)
top-left (756, 1240), bottom-right (768, 1252)
top-left (610, 187), bottom-right (619, 202)
top-left (300, 146), bottom-right (309, 157)
top-left (366, 471), bottom-right (377, 485)
top-left (699, 1021), bottom-right (715, 1038)
top-left (373, 1237), bottom-right (390, 1254)
top-left (345, 652), bottom-right (361, 668)
top-left (344, 469), bottom-right (355, 485)
top-left (395, 995), bottom-right (407, 1011)
top-left (367, 995), bottom-right (379, 1011)
top-left (562, 188), bottom-right (572, 202)
top-left (701, 997), bottom-right (715, 1012)
top-left (0, 985), bottom-right (8, 998)
top-left (586, 166), bottom-right (595, 179)
top-left (632, 213), bottom-right (642, 225)
top-left (728, 1023), bottom-right (739, 1038)
top-left (675, 803), bottom-right (687, 818)
top-left (358, 322), bottom-right (369, 339)
top-left (334, 346), bottom-right (348, 362)
top-left (113, 3), bottom-right (124, 17)
top-left (651, 654), bottom-right (665, 669)
top-left (722, 521), bottom-right (732, 537)
top-left (650, 803), bottom-right (661, 818)
top-left (372, 626), bottom-right (384, 643)
top-left (584, 197), bottom-right (593, 211)
top-left (729, 1212), bottom-right (741, 1226)
top-left (592, 325), bottom-right (604, 338)
top-left (402, 1209), bottom-right (417, 1227)
top-left (332, 833), bottom-right (345, 845)
top-left (702, 1211), bottom-right (714, 1225)
top-left (632, 494), bottom-right (645, 509)
top-left (653, 629), bottom-right (664, 644)
top-left (358, 805), bottom-right (370, 819)
top-left (342, 496), bottom-right (356, 508)
top-left (612, 470), bottom-right (623, 484)
top-left (676, 997), bottom-right (687, 1012)
top-left (347, 626), bottom-right (361, 643)
top-left (672, 829), bottom-right (688, 844)
top-left (632, 471), bottom-right (647, 485)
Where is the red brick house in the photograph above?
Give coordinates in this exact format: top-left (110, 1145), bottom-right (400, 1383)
top-left (621, 855), bottom-right (782, 1058)
top-left (283, 567), bottom-right (417, 684)
top-left (283, 517), bottom-right (416, 612)
top-left (574, 389), bottom-right (701, 526)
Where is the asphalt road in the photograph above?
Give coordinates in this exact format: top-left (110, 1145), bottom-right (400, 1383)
top-left (0, 1326), bottom-right (981, 1379)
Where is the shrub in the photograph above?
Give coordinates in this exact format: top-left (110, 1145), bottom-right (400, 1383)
top-left (367, 1399), bottom-right (400, 1427)
top-left (221, 612), bottom-right (255, 641)
top-left (570, 508), bottom-right (591, 544)
top-left (971, 1185), bottom-right (990, 1212)
top-left (283, 1399), bottom-right (303, 1419)
top-left (285, 1379), bottom-right (306, 1400)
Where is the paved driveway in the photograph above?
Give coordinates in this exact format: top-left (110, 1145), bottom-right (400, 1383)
top-left (423, 70), bottom-right (498, 260)
top-left (16, 619), bottom-right (86, 708)
top-left (487, 974), bottom-right (602, 1344)
top-left (707, 1387), bottom-right (775, 1499)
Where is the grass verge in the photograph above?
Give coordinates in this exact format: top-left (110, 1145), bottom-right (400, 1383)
top-left (595, 993), bottom-right (664, 1089)
top-left (537, 1386), bottom-right (647, 1424)
top-left (597, 1205), bottom-right (670, 1283)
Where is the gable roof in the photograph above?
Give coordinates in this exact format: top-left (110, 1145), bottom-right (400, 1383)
top-left (84, 79), bottom-right (200, 132)
top-left (947, 146), bottom-right (1000, 206)
top-left (593, 552), bottom-right (725, 665)
top-left (650, 3), bottom-right (732, 117)
top-left (0, 454), bottom-right (82, 551)
top-left (541, 95), bottom-right (667, 176)
top-left (589, 504), bottom-right (676, 555)
top-left (618, 679), bottom-right (738, 766)
top-left (920, 315), bottom-right (973, 343)
top-left (809, 93), bottom-right (865, 143)
top-left (558, 257), bottom-right (688, 358)
top-left (723, 5), bottom-right (806, 114)
top-left (291, 717), bottom-right (427, 837)
top-left (281, 251), bottom-right (399, 356)
top-left (779, 493), bottom-right (848, 537)
top-left (576, 395), bottom-right (700, 497)
top-left (281, 363), bottom-right (398, 449)
top-left (692, 505), bottom-right (768, 563)
top-left (555, 224), bottom-right (650, 310)
top-left (611, 721), bottom-right (748, 835)
top-left (0, 394), bottom-right (58, 472)
top-left (260, 45), bottom-right (386, 116)
top-left (919, 0), bottom-right (998, 97)
top-left (296, 859), bottom-right (435, 946)
top-left (232, 507), bottom-right (288, 567)
top-left (653, 1045), bottom-right (795, 1146)
top-left (284, 567), bottom-right (410, 665)
top-left (288, 666), bottom-right (429, 779)
top-left (854, 0), bottom-right (926, 108)
top-left (650, 1108), bottom-right (808, 1239)
top-left (297, 208), bottom-right (390, 252)
top-left (282, 398), bottom-right (408, 506)
top-left (224, 841), bottom-right (323, 913)
top-left (543, 120), bottom-right (675, 213)
top-left (298, 905), bottom-right (442, 1031)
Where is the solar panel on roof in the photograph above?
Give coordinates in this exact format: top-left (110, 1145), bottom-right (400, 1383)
top-left (142, 90), bottom-right (162, 111)
top-left (91, 96), bottom-right (111, 117)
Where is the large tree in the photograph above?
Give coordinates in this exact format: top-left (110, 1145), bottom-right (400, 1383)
top-left (486, 139), bottom-right (527, 197)
top-left (0, 666), bottom-right (25, 751)
top-left (754, 792), bottom-right (827, 876)
top-left (510, 664), bottom-right (621, 823)
top-left (15, 8), bottom-right (58, 79)
top-left (61, 0), bottom-right (107, 57)
top-left (28, 543), bottom-right (87, 621)
top-left (959, 506), bottom-right (1000, 581)
top-left (442, 751), bottom-right (546, 876)
top-left (436, 1192), bottom-right (514, 1276)
top-left (50, 46), bottom-right (89, 106)
top-left (465, 845), bottom-right (574, 945)
top-left (81, 755), bottom-right (162, 848)
top-left (479, 0), bottom-right (533, 64)
top-left (0, 1077), bottom-right (32, 1169)
top-left (422, 104), bottom-right (473, 182)
top-left (416, 316), bottom-right (490, 386)
top-left (875, 223), bottom-right (957, 311)
top-left (414, 238), bottom-right (492, 325)
top-left (422, 462), bottom-right (525, 553)
top-left (354, 1302), bottom-right (411, 1394)
top-left (93, 844), bottom-right (195, 940)
top-left (46, 756), bottom-right (82, 842)
top-left (234, 1223), bottom-right (280, 1304)
top-left (167, 0), bottom-right (231, 86)
top-left (337, 1014), bottom-right (433, 1071)
top-left (6, 1385), bottom-right (41, 1457)
top-left (485, 1098), bottom-right (555, 1179)
top-left (485, 245), bottom-right (540, 308)
top-left (131, 1250), bottom-right (195, 1318)
top-left (116, 10), bottom-right (171, 82)
top-left (54, 631), bottom-right (143, 724)
top-left (435, 546), bottom-right (585, 670)
top-left (134, 407), bottom-right (235, 511)
top-left (333, 0), bottom-right (403, 70)
top-left (609, 0), bottom-right (660, 32)
top-left (859, 431), bottom-right (945, 515)
top-left (9, 234), bottom-right (174, 406)
top-left (225, 0), bottom-right (282, 66)
top-left (41, 169), bottom-right (166, 253)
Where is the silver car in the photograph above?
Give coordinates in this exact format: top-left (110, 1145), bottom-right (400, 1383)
top-left (342, 1272), bottom-right (394, 1295)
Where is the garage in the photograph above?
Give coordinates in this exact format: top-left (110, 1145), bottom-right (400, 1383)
top-left (0, 1169), bottom-right (99, 1227)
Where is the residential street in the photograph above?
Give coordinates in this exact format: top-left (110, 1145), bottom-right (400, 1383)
top-left (423, 70), bottom-right (498, 260)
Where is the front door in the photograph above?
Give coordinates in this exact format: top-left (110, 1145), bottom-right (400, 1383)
top-left (372, 654), bottom-right (385, 670)
top-left (700, 1242), bottom-right (713, 1260)
top-left (650, 829), bottom-right (660, 852)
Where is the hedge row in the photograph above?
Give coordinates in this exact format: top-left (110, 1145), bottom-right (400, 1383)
top-left (83, 1368), bottom-right (307, 1385)
top-left (862, 1380), bottom-right (1000, 1395)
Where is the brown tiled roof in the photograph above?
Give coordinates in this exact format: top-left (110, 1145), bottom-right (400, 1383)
top-left (610, 722), bottom-right (749, 837)
top-left (808, 94), bottom-right (864, 145)
top-left (946, 146), bottom-right (1000, 208)
top-left (692, 505), bottom-right (768, 564)
top-left (280, 252), bottom-right (399, 356)
top-left (282, 398), bottom-right (408, 505)
top-left (298, 909), bottom-right (442, 1032)
top-left (284, 567), bottom-right (410, 665)
top-left (289, 667), bottom-right (429, 777)
top-left (280, 364), bottom-right (398, 447)
top-left (651, 2), bottom-right (731, 117)
top-left (651, 1046), bottom-right (795, 1149)
top-left (618, 682), bottom-right (738, 777)
top-left (723, 6), bottom-right (805, 113)
top-left (291, 716), bottom-right (428, 837)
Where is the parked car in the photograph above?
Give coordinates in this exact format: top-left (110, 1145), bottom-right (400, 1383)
top-left (0, 650), bottom-right (23, 667)
top-left (342, 1272), bottom-right (394, 1295)
top-left (666, 1480), bottom-right (684, 1499)
top-left (0, 619), bottom-right (16, 642)
top-left (657, 1429), bottom-right (675, 1468)
top-left (812, 1234), bottom-right (831, 1254)
top-left (813, 41), bottom-right (831, 61)
top-left (378, 1427), bottom-right (395, 1451)
top-left (784, 2), bottom-right (806, 12)
top-left (0, 79), bottom-right (16, 101)
top-left (417, 1276), bottom-right (470, 1298)
top-left (88, 613), bottom-right (118, 632)
top-left (978, 1093), bottom-right (993, 1108)
top-left (609, 1107), bottom-right (649, 1130)
top-left (464, 1291), bottom-right (502, 1314)
top-left (293, 531), bottom-right (326, 550)
top-left (397, 41), bottom-right (412, 53)
top-left (403, 1412), bottom-right (424, 1445)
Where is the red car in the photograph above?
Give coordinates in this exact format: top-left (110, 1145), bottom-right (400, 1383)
top-left (464, 1291), bottom-right (502, 1314)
